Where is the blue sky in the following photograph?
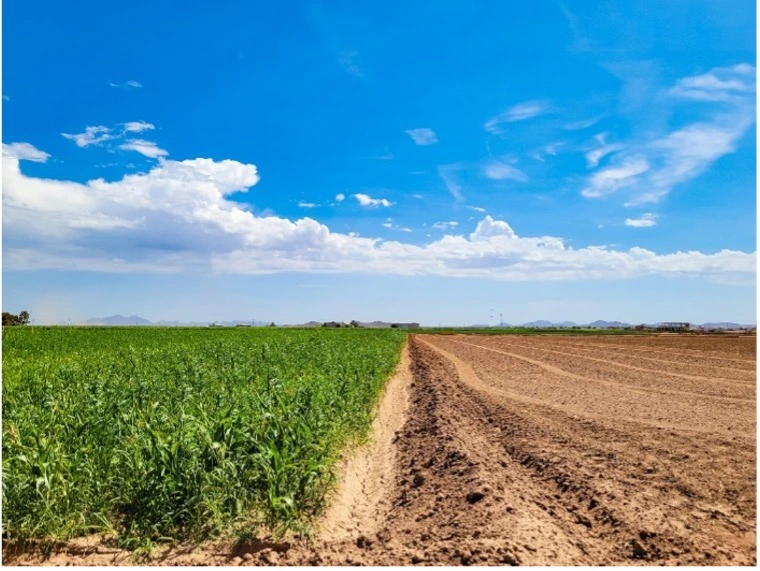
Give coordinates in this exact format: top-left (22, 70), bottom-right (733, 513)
top-left (2, 0), bottom-right (757, 324)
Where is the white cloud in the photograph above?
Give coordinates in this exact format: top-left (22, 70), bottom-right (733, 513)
top-left (467, 206), bottom-right (486, 213)
top-left (3, 146), bottom-right (754, 284)
top-left (485, 100), bottom-right (549, 134)
top-left (371, 148), bottom-right (394, 160)
top-left (109, 80), bottom-right (143, 88)
top-left (337, 50), bottom-right (363, 77)
top-left (353, 193), bottom-right (393, 208)
top-left (581, 158), bottom-right (650, 198)
top-left (62, 126), bottom-right (113, 147)
top-left (432, 221), bottom-right (458, 230)
top-left (580, 64), bottom-right (755, 204)
top-left (483, 161), bottom-right (529, 182)
top-left (298, 201), bottom-right (318, 208)
top-left (625, 213), bottom-right (657, 228)
top-left (122, 121), bottom-right (155, 133)
top-left (119, 139), bottom-right (169, 159)
top-left (382, 219), bottom-right (412, 232)
top-left (335, 193), bottom-right (345, 202)
top-left (668, 64), bottom-right (755, 102)
top-left (586, 133), bottom-right (624, 167)
top-left (564, 116), bottom-right (601, 130)
top-left (404, 128), bottom-right (438, 146)
top-left (2, 142), bottom-right (50, 163)
top-left (437, 165), bottom-right (463, 201)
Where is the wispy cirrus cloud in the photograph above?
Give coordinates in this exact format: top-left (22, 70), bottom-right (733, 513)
top-left (122, 121), bottom-right (155, 133)
top-left (484, 100), bottom-right (549, 134)
top-left (625, 213), bottom-right (657, 228)
top-left (298, 201), bottom-right (319, 208)
top-left (62, 126), bottom-right (114, 147)
top-left (483, 160), bottom-right (529, 182)
top-left (337, 50), bottom-right (363, 77)
top-left (109, 80), bottom-right (142, 88)
top-left (668, 63), bottom-right (755, 103)
top-left (353, 193), bottom-right (393, 207)
top-left (581, 63), bottom-right (755, 205)
top-left (437, 165), bottom-right (464, 201)
top-left (405, 128), bottom-right (438, 146)
top-left (585, 133), bottom-right (624, 168)
top-left (118, 139), bottom-right (169, 159)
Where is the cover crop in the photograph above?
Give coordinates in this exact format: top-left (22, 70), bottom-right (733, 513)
top-left (2, 327), bottom-right (405, 545)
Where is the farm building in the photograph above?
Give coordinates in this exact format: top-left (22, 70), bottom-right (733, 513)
top-left (656, 322), bottom-right (690, 332)
top-left (390, 322), bottom-right (420, 329)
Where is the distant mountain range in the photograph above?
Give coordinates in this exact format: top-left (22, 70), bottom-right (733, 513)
top-left (76, 316), bottom-right (755, 329)
top-left (79, 315), bottom-right (269, 327)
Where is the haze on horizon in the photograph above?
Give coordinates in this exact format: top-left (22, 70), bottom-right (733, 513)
top-left (2, 1), bottom-right (756, 324)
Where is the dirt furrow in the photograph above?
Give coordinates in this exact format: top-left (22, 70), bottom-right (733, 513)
top-left (452, 338), bottom-right (753, 404)
top-left (542, 338), bottom-right (756, 366)
top-left (512, 339), bottom-right (755, 380)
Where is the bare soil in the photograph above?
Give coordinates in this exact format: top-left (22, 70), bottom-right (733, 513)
top-left (4, 334), bottom-right (756, 566)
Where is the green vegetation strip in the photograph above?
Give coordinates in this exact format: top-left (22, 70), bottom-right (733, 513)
top-left (2, 327), bottom-right (405, 546)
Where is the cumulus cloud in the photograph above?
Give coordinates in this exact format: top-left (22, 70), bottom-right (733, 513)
top-left (405, 128), bottom-right (438, 145)
top-left (335, 193), bottom-right (346, 202)
top-left (62, 126), bottom-right (113, 147)
top-left (624, 213), bottom-right (657, 228)
top-left (581, 63), bottom-right (756, 205)
top-left (485, 100), bottom-right (549, 134)
top-left (483, 161), bottom-right (529, 182)
top-left (353, 193), bottom-right (393, 207)
top-left (2, 142), bottom-right (50, 163)
top-left (119, 139), bottom-right (169, 159)
top-left (2, 147), bottom-right (754, 283)
top-left (122, 121), bottom-right (155, 133)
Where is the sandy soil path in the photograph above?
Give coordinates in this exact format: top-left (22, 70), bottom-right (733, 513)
top-left (5, 334), bottom-right (756, 566)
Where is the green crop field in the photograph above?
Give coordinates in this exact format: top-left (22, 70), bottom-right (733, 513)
top-left (2, 327), bottom-right (405, 547)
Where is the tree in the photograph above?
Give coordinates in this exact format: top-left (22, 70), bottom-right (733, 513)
top-left (269, 322), bottom-right (276, 327)
top-left (349, 320), bottom-right (359, 328)
top-left (2, 311), bottom-right (30, 326)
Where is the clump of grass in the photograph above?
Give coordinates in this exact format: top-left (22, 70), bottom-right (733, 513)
top-left (2, 327), bottom-right (405, 545)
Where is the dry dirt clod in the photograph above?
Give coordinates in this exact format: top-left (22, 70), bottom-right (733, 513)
top-left (576, 514), bottom-right (593, 528)
top-left (412, 473), bottom-right (426, 488)
top-left (466, 491), bottom-right (485, 504)
top-left (631, 539), bottom-right (648, 559)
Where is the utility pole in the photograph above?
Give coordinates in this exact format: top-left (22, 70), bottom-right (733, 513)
top-left (500, 313), bottom-right (503, 327)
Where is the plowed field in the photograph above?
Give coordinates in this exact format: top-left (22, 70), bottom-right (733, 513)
top-left (6, 334), bottom-right (756, 566)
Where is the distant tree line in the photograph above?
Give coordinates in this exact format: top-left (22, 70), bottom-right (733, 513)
top-left (3, 311), bottom-right (30, 326)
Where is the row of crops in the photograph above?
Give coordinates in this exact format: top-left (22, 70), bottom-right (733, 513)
top-left (2, 327), bottom-right (405, 546)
